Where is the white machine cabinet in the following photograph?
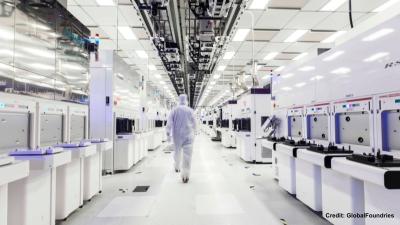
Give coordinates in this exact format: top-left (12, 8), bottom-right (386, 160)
top-left (236, 89), bottom-right (272, 163)
top-left (9, 151), bottom-right (71, 225)
top-left (114, 134), bottom-right (137, 170)
top-left (221, 100), bottom-right (238, 148)
top-left (332, 97), bottom-right (374, 154)
top-left (348, 92), bottom-right (400, 225)
top-left (295, 103), bottom-right (341, 212)
top-left (376, 92), bottom-right (400, 157)
top-left (88, 139), bottom-right (113, 193)
top-left (261, 138), bottom-right (286, 180)
top-left (329, 157), bottom-right (400, 225)
top-left (0, 157), bottom-right (29, 225)
top-left (287, 107), bottom-right (305, 141)
top-left (305, 103), bottom-right (331, 145)
top-left (55, 143), bottom-right (96, 220)
top-left (296, 146), bottom-right (353, 213)
top-left (323, 97), bottom-right (374, 225)
top-left (55, 104), bottom-right (99, 220)
top-left (276, 106), bottom-right (307, 194)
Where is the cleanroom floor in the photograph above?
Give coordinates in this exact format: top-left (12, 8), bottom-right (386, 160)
top-left (59, 133), bottom-right (330, 225)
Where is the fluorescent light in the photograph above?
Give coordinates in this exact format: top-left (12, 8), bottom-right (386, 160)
top-left (321, 0), bottom-right (347, 11)
top-left (154, 74), bottom-right (162, 79)
top-left (322, 31), bottom-right (347, 43)
top-left (282, 73), bottom-right (294, 79)
top-left (275, 66), bottom-right (284, 72)
top-left (362, 28), bottom-right (394, 42)
top-left (249, 0), bottom-right (270, 9)
top-left (281, 86), bottom-right (292, 91)
top-left (27, 74), bottom-right (46, 79)
top-left (263, 52), bottom-right (279, 61)
top-left (15, 77), bottom-right (31, 83)
top-left (310, 75), bottom-right (324, 81)
top-left (148, 64), bottom-right (156, 70)
top-left (293, 52), bottom-right (308, 61)
top-left (373, 0), bottom-right (400, 12)
top-left (0, 49), bottom-right (14, 56)
top-left (30, 63), bottom-right (54, 70)
top-left (323, 51), bottom-right (344, 61)
top-left (363, 52), bottom-right (389, 62)
top-left (331, 67), bottom-right (351, 74)
top-left (62, 63), bottom-right (85, 71)
top-left (232, 29), bottom-right (250, 41)
top-left (54, 80), bottom-right (65, 85)
top-left (0, 28), bottom-right (14, 40)
top-left (0, 63), bottom-right (14, 71)
top-left (96, 0), bottom-right (114, 6)
top-left (118, 26), bottom-right (137, 40)
top-left (213, 74), bottom-right (221, 79)
top-left (22, 47), bottom-right (54, 58)
top-left (210, 81), bottom-right (216, 85)
top-left (298, 66), bottom-right (315, 72)
top-left (284, 30), bottom-right (308, 43)
top-left (135, 50), bottom-right (148, 59)
top-left (31, 23), bottom-right (50, 31)
top-left (217, 65), bottom-right (226, 71)
top-left (223, 51), bottom-right (235, 59)
top-left (295, 82), bottom-right (306, 87)
top-left (159, 81), bottom-right (165, 85)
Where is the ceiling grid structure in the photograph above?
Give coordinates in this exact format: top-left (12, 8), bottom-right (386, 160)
top-left (66, 0), bottom-right (178, 102)
top-left (197, 0), bottom-right (391, 108)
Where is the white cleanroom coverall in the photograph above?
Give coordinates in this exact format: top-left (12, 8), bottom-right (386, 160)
top-left (166, 94), bottom-right (197, 179)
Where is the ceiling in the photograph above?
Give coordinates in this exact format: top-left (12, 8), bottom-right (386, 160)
top-left (65, 0), bottom-right (396, 108)
top-left (66, 0), bottom-right (177, 102)
top-left (197, 0), bottom-right (394, 108)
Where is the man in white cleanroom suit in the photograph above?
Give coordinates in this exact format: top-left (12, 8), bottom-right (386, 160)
top-left (166, 94), bottom-right (197, 183)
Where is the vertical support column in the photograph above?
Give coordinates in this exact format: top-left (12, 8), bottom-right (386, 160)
top-left (89, 50), bottom-right (114, 140)
top-left (89, 50), bottom-right (114, 172)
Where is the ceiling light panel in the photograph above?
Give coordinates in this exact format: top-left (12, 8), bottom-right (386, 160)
top-left (298, 66), bottom-right (315, 72)
top-left (136, 50), bottom-right (148, 58)
top-left (284, 30), bottom-right (308, 43)
top-left (320, 0), bottom-right (347, 11)
top-left (264, 52), bottom-right (279, 61)
top-left (363, 52), bottom-right (389, 62)
top-left (232, 29), bottom-right (250, 42)
top-left (373, 0), bottom-right (400, 12)
top-left (217, 65), bottom-right (226, 71)
top-left (362, 28), bottom-right (394, 42)
top-left (249, 0), bottom-right (270, 10)
top-left (321, 31), bottom-right (346, 43)
top-left (293, 52), bottom-right (308, 61)
top-left (331, 67), bottom-right (351, 74)
top-left (323, 51), bottom-right (344, 61)
top-left (282, 73), bottom-right (294, 79)
top-left (148, 64), bottom-right (156, 70)
top-left (295, 82), bottom-right (306, 87)
top-left (223, 51), bottom-right (235, 60)
top-left (118, 26), bottom-right (137, 40)
top-left (96, 0), bottom-right (114, 6)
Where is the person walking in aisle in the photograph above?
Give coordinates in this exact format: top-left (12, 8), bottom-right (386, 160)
top-left (166, 94), bottom-right (197, 183)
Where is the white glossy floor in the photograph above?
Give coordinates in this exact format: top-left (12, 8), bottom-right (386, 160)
top-left (60, 134), bottom-right (331, 225)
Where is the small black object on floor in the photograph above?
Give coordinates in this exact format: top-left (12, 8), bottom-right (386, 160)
top-left (133, 186), bottom-right (150, 192)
